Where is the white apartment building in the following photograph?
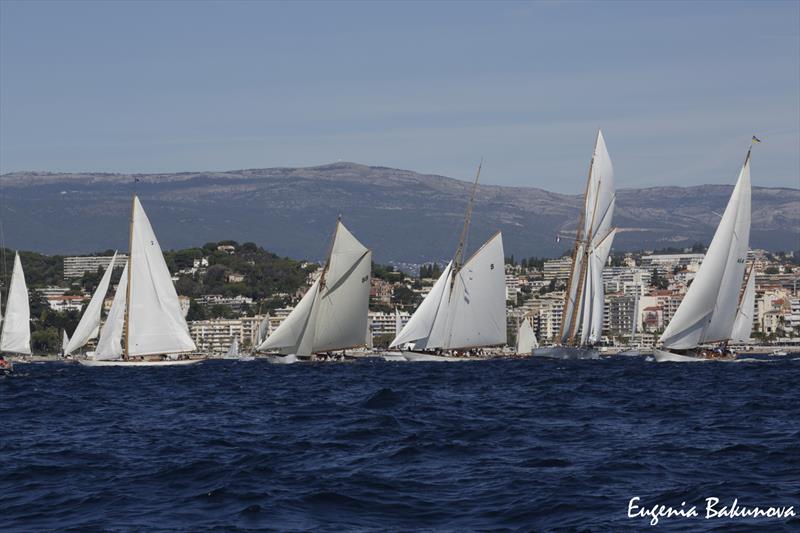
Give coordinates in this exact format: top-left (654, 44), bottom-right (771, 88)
top-left (63, 255), bottom-right (128, 279)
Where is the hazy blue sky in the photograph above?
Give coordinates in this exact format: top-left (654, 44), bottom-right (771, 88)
top-left (1, 0), bottom-right (798, 192)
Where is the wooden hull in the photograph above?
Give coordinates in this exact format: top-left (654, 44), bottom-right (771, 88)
top-left (78, 359), bottom-right (202, 367)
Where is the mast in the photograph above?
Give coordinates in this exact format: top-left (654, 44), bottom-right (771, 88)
top-left (559, 133), bottom-right (597, 344)
top-left (123, 194), bottom-right (135, 360)
top-left (318, 216), bottom-right (341, 290)
top-left (453, 159), bottom-right (482, 273)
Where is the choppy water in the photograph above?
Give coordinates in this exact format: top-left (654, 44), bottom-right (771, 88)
top-left (2, 356), bottom-right (799, 531)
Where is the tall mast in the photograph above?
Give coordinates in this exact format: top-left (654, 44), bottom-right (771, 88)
top-left (559, 132), bottom-right (597, 344)
top-left (318, 216), bottom-right (341, 289)
top-left (123, 194), bottom-right (135, 360)
top-left (453, 159), bottom-right (482, 272)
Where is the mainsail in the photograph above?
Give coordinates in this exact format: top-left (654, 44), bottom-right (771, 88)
top-left (516, 317), bottom-right (538, 354)
top-left (127, 197), bottom-right (196, 356)
top-left (258, 221), bottom-right (372, 356)
top-left (0, 252), bottom-right (31, 355)
top-left (561, 130), bottom-right (616, 347)
top-left (660, 151), bottom-right (752, 350)
top-left (65, 252), bottom-right (118, 355)
top-left (390, 232), bottom-right (506, 350)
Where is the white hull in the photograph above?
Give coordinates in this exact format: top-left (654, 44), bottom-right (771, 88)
top-left (79, 359), bottom-right (202, 367)
top-left (533, 346), bottom-right (599, 360)
top-left (652, 348), bottom-right (735, 363)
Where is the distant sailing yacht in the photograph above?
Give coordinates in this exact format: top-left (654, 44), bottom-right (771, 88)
top-left (0, 253), bottom-right (32, 356)
top-left (80, 196), bottom-right (198, 366)
top-left (536, 130), bottom-right (616, 359)
top-left (654, 146), bottom-right (754, 362)
top-left (257, 219), bottom-right (372, 360)
top-left (390, 162), bottom-right (507, 357)
top-left (224, 337), bottom-right (240, 359)
top-left (515, 316), bottom-right (538, 355)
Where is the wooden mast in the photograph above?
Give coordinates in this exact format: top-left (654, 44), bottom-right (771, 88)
top-left (123, 194), bottom-right (135, 360)
top-left (453, 159), bottom-right (482, 274)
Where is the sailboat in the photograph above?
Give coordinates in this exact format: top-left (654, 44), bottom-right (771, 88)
top-left (257, 219), bottom-right (372, 360)
top-left (536, 130), bottom-right (615, 359)
top-left (224, 336), bottom-right (240, 359)
top-left (515, 316), bottom-right (538, 355)
top-left (390, 162), bottom-right (507, 358)
top-left (61, 330), bottom-right (70, 357)
top-left (65, 252), bottom-right (118, 356)
top-left (0, 253), bottom-right (31, 356)
top-left (617, 287), bottom-right (642, 356)
top-left (80, 196), bottom-right (199, 366)
top-left (654, 146), bottom-right (753, 363)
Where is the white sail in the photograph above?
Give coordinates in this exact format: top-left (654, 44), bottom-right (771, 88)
top-left (390, 262), bottom-right (453, 348)
top-left (394, 307), bottom-right (402, 336)
top-left (391, 233), bottom-right (507, 350)
top-left (61, 330), bottom-right (70, 354)
top-left (731, 267), bottom-right (755, 342)
top-left (660, 156), bottom-right (751, 349)
top-left (95, 262), bottom-right (128, 360)
top-left (587, 229), bottom-right (615, 345)
top-left (0, 253), bottom-right (31, 354)
top-left (312, 222), bottom-right (372, 352)
top-left (258, 221), bottom-right (371, 356)
top-left (225, 337), bottom-right (239, 358)
top-left (127, 197), bottom-right (196, 356)
top-left (562, 130), bottom-right (615, 346)
top-left (65, 252), bottom-right (118, 355)
top-left (256, 315), bottom-right (270, 346)
top-left (516, 317), bottom-right (538, 354)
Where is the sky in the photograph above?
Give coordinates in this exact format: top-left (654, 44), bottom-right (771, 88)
top-left (1, 0), bottom-right (798, 192)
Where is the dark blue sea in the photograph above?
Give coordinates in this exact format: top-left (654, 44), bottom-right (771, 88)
top-left (2, 356), bottom-right (799, 532)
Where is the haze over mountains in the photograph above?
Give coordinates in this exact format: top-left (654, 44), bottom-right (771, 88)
top-left (1, 162), bottom-right (798, 263)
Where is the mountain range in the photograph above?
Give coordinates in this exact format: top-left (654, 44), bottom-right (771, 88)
top-left (1, 162), bottom-right (798, 263)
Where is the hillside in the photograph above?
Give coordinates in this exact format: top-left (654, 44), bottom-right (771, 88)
top-left (1, 163), bottom-right (798, 262)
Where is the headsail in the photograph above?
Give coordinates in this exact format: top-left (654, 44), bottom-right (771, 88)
top-left (561, 130), bottom-right (616, 346)
top-left (516, 317), bottom-right (538, 354)
top-left (225, 337), bottom-right (240, 358)
top-left (0, 253), bottom-right (31, 355)
top-left (127, 197), bottom-right (196, 356)
top-left (94, 262), bottom-right (128, 360)
top-left (65, 252), bottom-right (118, 355)
top-left (730, 265), bottom-right (756, 342)
top-left (258, 221), bottom-right (371, 356)
top-left (61, 330), bottom-right (70, 355)
top-left (660, 152), bottom-right (752, 349)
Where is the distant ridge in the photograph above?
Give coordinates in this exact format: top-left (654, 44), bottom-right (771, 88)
top-left (2, 162), bottom-right (798, 261)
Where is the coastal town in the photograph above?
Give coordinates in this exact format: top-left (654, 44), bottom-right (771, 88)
top-left (21, 243), bottom-right (799, 356)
